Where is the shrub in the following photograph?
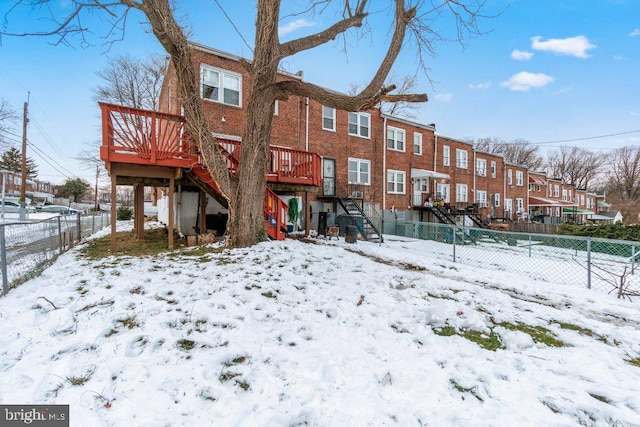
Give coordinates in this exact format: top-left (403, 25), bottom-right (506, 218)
top-left (116, 205), bottom-right (133, 220)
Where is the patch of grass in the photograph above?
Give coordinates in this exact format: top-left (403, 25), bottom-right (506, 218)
top-left (104, 329), bottom-right (118, 337)
top-left (81, 227), bottom-right (186, 259)
top-left (130, 286), bottom-right (144, 295)
top-left (626, 358), bottom-right (640, 367)
top-left (450, 379), bottom-right (484, 401)
top-left (461, 329), bottom-right (503, 351)
top-left (177, 339), bottom-right (195, 350)
top-left (551, 321), bottom-right (606, 342)
top-left (116, 315), bottom-right (139, 329)
top-left (499, 322), bottom-right (565, 347)
top-left (589, 393), bottom-right (612, 404)
top-left (432, 326), bottom-right (457, 337)
top-left (216, 256), bottom-right (237, 265)
top-left (261, 291), bottom-right (277, 299)
top-left (66, 372), bottom-right (92, 386)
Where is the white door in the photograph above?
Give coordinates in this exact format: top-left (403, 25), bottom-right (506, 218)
top-left (413, 177), bottom-right (429, 205)
top-left (437, 183), bottom-right (450, 203)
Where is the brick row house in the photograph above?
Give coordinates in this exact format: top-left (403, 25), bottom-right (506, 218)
top-left (0, 172), bottom-right (54, 204)
top-left (99, 41), bottom-right (608, 245)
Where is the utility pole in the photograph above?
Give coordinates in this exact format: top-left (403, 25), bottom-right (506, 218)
top-left (19, 94), bottom-right (29, 221)
top-left (95, 164), bottom-right (99, 211)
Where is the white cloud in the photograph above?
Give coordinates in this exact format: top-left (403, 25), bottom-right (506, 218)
top-left (500, 72), bottom-right (554, 91)
top-left (613, 55), bottom-right (624, 61)
top-left (630, 28), bottom-right (640, 37)
top-left (434, 93), bottom-right (453, 102)
top-left (278, 19), bottom-right (316, 37)
top-left (469, 81), bottom-right (492, 90)
top-left (511, 49), bottom-right (533, 61)
top-left (531, 35), bottom-right (596, 58)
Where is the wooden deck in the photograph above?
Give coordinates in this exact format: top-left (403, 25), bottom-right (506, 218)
top-left (99, 102), bottom-right (321, 242)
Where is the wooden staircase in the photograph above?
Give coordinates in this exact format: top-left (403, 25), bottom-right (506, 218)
top-left (99, 102), bottom-right (320, 241)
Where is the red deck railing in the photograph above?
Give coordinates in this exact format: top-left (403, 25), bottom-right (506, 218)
top-left (99, 102), bottom-right (320, 240)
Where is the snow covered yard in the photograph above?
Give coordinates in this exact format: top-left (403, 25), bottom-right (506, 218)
top-left (1, 222), bottom-right (640, 426)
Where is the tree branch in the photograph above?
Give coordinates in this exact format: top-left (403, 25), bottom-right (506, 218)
top-left (278, 12), bottom-right (367, 58)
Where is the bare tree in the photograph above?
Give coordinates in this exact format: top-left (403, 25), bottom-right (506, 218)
top-left (352, 73), bottom-right (422, 119)
top-left (0, 98), bottom-right (18, 148)
top-left (470, 137), bottom-right (543, 170)
top-left (546, 146), bottom-right (603, 189)
top-left (604, 146), bottom-right (640, 201)
top-left (2, 0), bottom-right (489, 248)
top-left (93, 53), bottom-right (165, 110)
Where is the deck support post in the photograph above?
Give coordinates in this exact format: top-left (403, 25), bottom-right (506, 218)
top-left (110, 173), bottom-right (117, 254)
top-left (168, 176), bottom-right (175, 250)
top-left (199, 189), bottom-right (207, 234)
top-left (304, 192), bottom-right (310, 236)
top-left (135, 183), bottom-right (145, 242)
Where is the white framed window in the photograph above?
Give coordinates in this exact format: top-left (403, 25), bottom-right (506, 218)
top-left (437, 183), bottom-right (450, 203)
top-left (443, 145), bottom-right (450, 167)
top-left (413, 133), bottom-right (423, 155)
top-left (562, 189), bottom-right (568, 201)
top-left (508, 169), bottom-right (513, 185)
top-left (516, 198), bottom-right (524, 212)
top-left (477, 158), bottom-right (487, 177)
top-left (348, 112), bottom-right (370, 138)
top-left (494, 193), bottom-right (501, 207)
top-left (516, 171), bottom-right (524, 186)
top-left (322, 106), bottom-right (335, 131)
top-left (456, 149), bottom-right (468, 169)
top-left (528, 183), bottom-right (535, 191)
top-left (586, 198), bottom-right (591, 209)
top-left (580, 194), bottom-right (585, 205)
top-left (554, 185), bottom-right (560, 197)
top-left (491, 161), bottom-right (497, 178)
top-left (348, 158), bottom-right (370, 185)
top-left (456, 183), bottom-right (468, 202)
top-left (201, 64), bottom-right (241, 106)
top-left (476, 190), bottom-right (487, 207)
top-left (387, 127), bottom-right (406, 151)
top-left (505, 198), bottom-right (513, 212)
top-left (387, 170), bottom-right (406, 194)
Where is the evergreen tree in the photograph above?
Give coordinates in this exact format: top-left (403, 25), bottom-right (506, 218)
top-left (0, 147), bottom-right (38, 179)
top-left (59, 177), bottom-right (91, 203)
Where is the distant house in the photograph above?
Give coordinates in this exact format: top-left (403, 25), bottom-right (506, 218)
top-left (588, 211), bottom-right (623, 224)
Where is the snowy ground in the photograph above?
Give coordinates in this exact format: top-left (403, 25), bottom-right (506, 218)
top-left (1, 221), bottom-right (640, 426)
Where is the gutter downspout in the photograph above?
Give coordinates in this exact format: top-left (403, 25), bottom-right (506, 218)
top-left (305, 97), bottom-right (309, 152)
top-left (473, 150), bottom-right (477, 206)
top-left (433, 132), bottom-right (438, 195)
top-left (382, 116), bottom-right (387, 210)
top-left (503, 166), bottom-right (507, 218)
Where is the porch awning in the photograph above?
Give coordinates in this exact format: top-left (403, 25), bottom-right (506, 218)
top-left (411, 168), bottom-right (450, 180)
top-left (528, 175), bottom-right (546, 185)
top-left (529, 196), bottom-right (576, 207)
top-left (562, 208), bottom-right (595, 215)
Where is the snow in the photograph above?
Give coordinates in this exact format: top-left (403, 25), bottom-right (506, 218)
top-left (1, 221), bottom-right (640, 426)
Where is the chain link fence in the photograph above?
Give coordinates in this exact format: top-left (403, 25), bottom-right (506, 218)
top-left (382, 219), bottom-right (640, 300)
top-left (0, 212), bottom-right (111, 295)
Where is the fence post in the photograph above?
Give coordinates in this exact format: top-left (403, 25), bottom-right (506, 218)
top-left (452, 225), bottom-right (457, 263)
top-left (77, 212), bottom-right (82, 242)
top-left (632, 245), bottom-right (636, 275)
top-left (58, 216), bottom-right (63, 254)
top-left (586, 237), bottom-right (592, 290)
top-left (0, 226), bottom-right (8, 295)
top-left (528, 235), bottom-right (532, 258)
top-left (92, 212), bottom-right (95, 234)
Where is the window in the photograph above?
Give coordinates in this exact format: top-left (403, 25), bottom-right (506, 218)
top-left (456, 149), bottom-right (468, 169)
top-left (505, 199), bottom-right (513, 214)
top-left (348, 158), bottom-right (370, 185)
top-left (456, 184), bottom-right (468, 202)
top-left (387, 170), bottom-right (406, 194)
top-left (201, 65), bottom-right (241, 106)
top-left (528, 183), bottom-right (535, 191)
top-left (515, 171), bottom-right (524, 186)
top-left (348, 112), bottom-right (370, 138)
top-left (322, 106), bottom-right (335, 131)
top-left (387, 127), bottom-right (406, 151)
top-left (580, 194), bottom-right (585, 205)
top-left (508, 169), bottom-right (513, 185)
top-left (562, 189), bottom-right (568, 201)
top-left (476, 190), bottom-right (487, 207)
top-left (443, 145), bottom-right (450, 166)
top-left (274, 100), bottom-right (279, 116)
top-left (516, 198), bottom-right (524, 212)
top-left (494, 193), bottom-right (501, 207)
top-left (413, 133), bottom-right (422, 155)
top-left (554, 185), bottom-right (560, 197)
top-left (476, 158), bottom-right (487, 177)
top-left (586, 198), bottom-right (591, 209)
top-left (491, 161), bottom-right (496, 178)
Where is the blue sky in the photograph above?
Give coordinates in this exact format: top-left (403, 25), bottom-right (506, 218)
top-left (0, 0), bottom-right (638, 184)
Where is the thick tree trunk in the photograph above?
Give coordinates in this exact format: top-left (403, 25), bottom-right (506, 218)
top-left (228, 0), bottom-right (280, 247)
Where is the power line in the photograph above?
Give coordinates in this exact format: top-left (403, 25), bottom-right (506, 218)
top-left (213, 0), bottom-right (253, 53)
top-left (530, 129), bottom-right (640, 145)
top-left (26, 141), bottom-right (73, 180)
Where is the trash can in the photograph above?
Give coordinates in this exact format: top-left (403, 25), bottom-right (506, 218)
top-left (318, 211), bottom-right (328, 235)
top-left (345, 225), bottom-right (357, 243)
